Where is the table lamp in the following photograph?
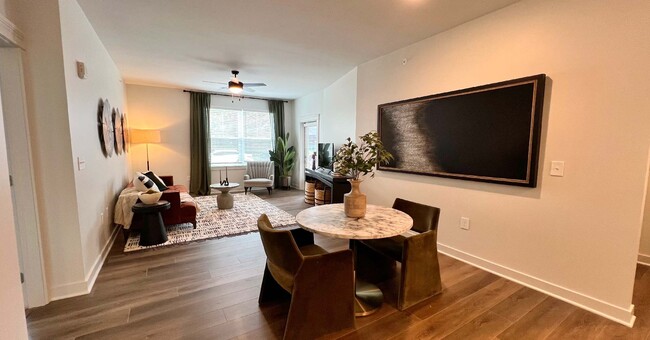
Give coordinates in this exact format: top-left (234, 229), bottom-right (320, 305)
top-left (130, 129), bottom-right (161, 171)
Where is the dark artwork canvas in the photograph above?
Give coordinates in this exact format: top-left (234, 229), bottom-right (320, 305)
top-left (378, 74), bottom-right (546, 187)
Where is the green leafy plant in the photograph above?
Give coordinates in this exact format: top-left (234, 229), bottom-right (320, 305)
top-left (269, 133), bottom-right (296, 177)
top-left (334, 131), bottom-right (393, 180)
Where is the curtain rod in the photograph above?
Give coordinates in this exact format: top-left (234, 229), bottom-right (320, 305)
top-left (183, 89), bottom-right (289, 103)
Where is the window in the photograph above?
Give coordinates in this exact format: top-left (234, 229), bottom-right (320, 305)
top-left (209, 108), bottom-right (274, 166)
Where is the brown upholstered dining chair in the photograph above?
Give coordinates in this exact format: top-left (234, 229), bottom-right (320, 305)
top-left (257, 214), bottom-right (355, 339)
top-left (355, 198), bottom-right (442, 310)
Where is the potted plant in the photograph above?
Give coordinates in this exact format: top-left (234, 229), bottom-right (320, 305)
top-left (334, 131), bottom-right (393, 217)
top-left (269, 133), bottom-right (296, 190)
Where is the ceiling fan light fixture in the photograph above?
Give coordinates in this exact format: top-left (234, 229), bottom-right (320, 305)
top-left (228, 80), bottom-right (243, 94)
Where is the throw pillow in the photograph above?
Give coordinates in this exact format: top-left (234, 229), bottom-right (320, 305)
top-left (134, 172), bottom-right (160, 192)
top-left (144, 171), bottom-right (168, 191)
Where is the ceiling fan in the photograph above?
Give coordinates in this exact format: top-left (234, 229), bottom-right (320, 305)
top-left (203, 70), bottom-right (266, 94)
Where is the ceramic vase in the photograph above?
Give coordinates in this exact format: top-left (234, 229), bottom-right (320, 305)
top-left (344, 179), bottom-right (366, 218)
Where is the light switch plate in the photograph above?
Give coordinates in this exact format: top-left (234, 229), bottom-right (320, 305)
top-left (77, 157), bottom-right (86, 170)
top-left (550, 161), bottom-right (565, 177)
top-left (460, 217), bottom-right (470, 230)
top-left (76, 61), bottom-right (87, 79)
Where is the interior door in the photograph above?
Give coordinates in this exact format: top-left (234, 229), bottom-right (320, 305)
top-left (303, 121), bottom-right (318, 172)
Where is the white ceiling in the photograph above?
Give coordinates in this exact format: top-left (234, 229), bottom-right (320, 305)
top-left (77, 0), bottom-right (520, 99)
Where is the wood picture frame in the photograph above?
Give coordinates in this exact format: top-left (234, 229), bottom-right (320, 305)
top-left (377, 74), bottom-right (546, 187)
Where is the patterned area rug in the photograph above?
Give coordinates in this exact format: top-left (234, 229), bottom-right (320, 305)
top-left (124, 193), bottom-right (296, 252)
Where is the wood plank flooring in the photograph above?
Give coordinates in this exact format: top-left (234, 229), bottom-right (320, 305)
top-left (26, 189), bottom-right (650, 339)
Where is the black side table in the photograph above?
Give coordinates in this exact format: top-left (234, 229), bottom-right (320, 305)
top-left (132, 200), bottom-right (171, 246)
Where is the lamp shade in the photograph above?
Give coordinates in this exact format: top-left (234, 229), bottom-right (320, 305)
top-left (130, 129), bottom-right (161, 144)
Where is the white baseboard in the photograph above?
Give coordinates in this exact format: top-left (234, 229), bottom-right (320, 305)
top-left (638, 253), bottom-right (650, 266)
top-left (49, 279), bottom-right (90, 301)
top-left (49, 225), bottom-right (119, 301)
top-left (438, 243), bottom-right (636, 327)
top-left (85, 225), bottom-right (120, 292)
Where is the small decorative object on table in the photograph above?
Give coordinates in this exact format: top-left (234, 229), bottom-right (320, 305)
top-left (138, 189), bottom-right (162, 205)
top-left (334, 131), bottom-right (393, 218)
top-left (219, 167), bottom-right (230, 186)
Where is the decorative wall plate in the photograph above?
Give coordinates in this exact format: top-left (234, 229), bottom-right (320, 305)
top-left (113, 108), bottom-right (124, 154)
top-left (122, 111), bottom-right (130, 153)
top-left (98, 98), bottom-right (114, 157)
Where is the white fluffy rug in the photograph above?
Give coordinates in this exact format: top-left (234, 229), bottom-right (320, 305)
top-left (124, 193), bottom-right (296, 252)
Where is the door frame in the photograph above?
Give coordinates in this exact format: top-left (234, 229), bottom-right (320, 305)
top-left (0, 47), bottom-right (48, 307)
top-left (297, 115), bottom-right (319, 190)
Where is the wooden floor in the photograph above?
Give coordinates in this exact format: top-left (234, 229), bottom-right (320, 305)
top-left (26, 189), bottom-right (650, 339)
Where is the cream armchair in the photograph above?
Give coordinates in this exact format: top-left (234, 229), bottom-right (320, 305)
top-left (244, 161), bottom-right (274, 194)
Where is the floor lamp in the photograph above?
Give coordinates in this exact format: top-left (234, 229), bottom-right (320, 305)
top-left (130, 129), bottom-right (161, 171)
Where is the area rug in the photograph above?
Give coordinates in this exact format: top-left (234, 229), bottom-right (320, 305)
top-left (124, 193), bottom-right (296, 252)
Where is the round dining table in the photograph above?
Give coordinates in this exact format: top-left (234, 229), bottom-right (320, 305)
top-left (295, 203), bottom-right (413, 316)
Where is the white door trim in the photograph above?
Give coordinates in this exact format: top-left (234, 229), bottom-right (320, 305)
top-left (0, 48), bottom-right (48, 307)
top-left (298, 115), bottom-right (319, 189)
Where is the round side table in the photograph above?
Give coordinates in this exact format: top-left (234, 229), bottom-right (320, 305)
top-left (210, 183), bottom-right (240, 209)
top-left (132, 200), bottom-right (170, 246)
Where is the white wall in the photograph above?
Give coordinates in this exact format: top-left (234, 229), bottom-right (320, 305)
top-left (0, 0), bottom-right (18, 23)
top-left (15, 0), bottom-right (128, 300)
top-left (17, 0), bottom-right (86, 300)
top-left (292, 68), bottom-right (357, 188)
top-left (127, 84), bottom-right (291, 191)
top-left (126, 84), bottom-right (191, 186)
top-left (321, 68), bottom-right (357, 144)
top-left (355, 0), bottom-right (650, 325)
top-left (59, 0), bottom-right (129, 284)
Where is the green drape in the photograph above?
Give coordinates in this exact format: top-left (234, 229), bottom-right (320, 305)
top-left (269, 100), bottom-right (285, 188)
top-left (189, 92), bottom-right (212, 195)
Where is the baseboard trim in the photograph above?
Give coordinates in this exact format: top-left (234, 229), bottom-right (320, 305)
top-left (49, 225), bottom-right (119, 301)
top-left (438, 243), bottom-right (636, 327)
top-left (85, 225), bottom-right (120, 292)
top-left (638, 253), bottom-right (650, 267)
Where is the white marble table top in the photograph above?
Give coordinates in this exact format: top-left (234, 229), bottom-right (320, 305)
top-left (210, 182), bottom-right (240, 191)
top-left (295, 204), bottom-right (413, 240)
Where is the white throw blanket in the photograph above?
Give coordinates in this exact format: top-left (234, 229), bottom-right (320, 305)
top-left (114, 187), bottom-right (141, 229)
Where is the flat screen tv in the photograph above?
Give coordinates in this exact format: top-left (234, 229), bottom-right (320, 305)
top-left (318, 143), bottom-right (334, 170)
top-left (377, 74), bottom-right (546, 187)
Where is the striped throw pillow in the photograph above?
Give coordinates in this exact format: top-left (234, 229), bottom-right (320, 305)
top-left (134, 172), bottom-right (160, 192)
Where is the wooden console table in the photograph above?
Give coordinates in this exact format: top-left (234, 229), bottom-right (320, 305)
top-left (305, 168), bottom-right (351, 204)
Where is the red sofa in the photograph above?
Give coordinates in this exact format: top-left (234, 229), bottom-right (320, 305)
top-left (126, 175), bottom-right (197, 238)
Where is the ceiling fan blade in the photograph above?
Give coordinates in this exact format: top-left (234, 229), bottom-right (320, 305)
top-left (244, 88), bottom-right (256, 93)
top-left (244, 83), bottom-right (266, 87)
top-left (202, 80), bottom-right (227, 84)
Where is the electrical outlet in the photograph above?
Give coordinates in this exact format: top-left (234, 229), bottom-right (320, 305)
top-left (460, 217), bottom-right (470, 230)
top-left (550, 161), bottom-right (565, 177)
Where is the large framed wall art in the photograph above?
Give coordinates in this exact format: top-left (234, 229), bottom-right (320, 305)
top-left (377, 74), bottom-right (546, 187)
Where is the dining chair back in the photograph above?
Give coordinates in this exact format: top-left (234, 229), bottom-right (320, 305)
top-left (356, 198), bottom-right (442, 310)
top-left (257, 214), bottom-right (355, 339)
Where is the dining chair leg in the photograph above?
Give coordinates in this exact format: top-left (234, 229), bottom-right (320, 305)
top-left (258, 264), bottom-right (290, 305)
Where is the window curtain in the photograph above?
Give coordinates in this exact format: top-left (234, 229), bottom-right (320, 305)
top-left (269, 100), bottom-right (285, 188)
top-left (189, 92), bottom-right (212, 195)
